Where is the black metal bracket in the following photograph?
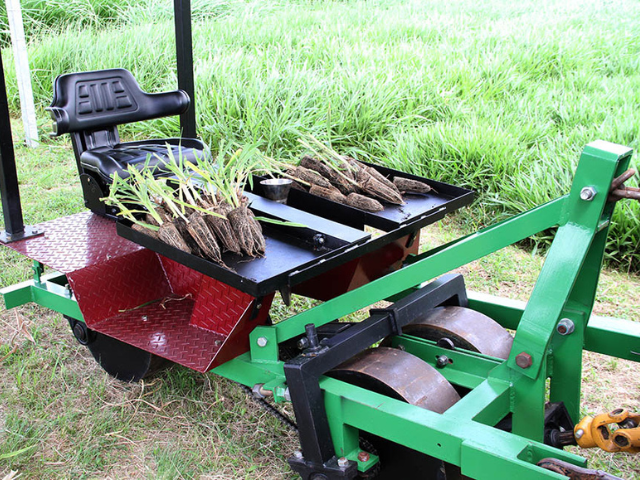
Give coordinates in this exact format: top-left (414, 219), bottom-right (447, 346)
top-left (0, 224), bottom-right (43, 244)
top-left (284, 274), bottom-right (469, 479)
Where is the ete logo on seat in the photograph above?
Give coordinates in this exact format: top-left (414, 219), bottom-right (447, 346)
top-left (76, 76), bottom-right (136, 115)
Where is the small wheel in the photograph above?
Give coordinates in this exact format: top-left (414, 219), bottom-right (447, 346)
top-left (329, 347), bottom-right (462, 479)
top-left (65, 316), bottom-right (171, 382)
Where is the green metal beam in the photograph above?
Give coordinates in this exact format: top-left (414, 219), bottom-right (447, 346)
top-left (1, 272), bottom-right (83, 319)
top-left (585, 315), bottom-right (640, 361)
top-left (274, 196), bottom-right (566, 344)
top-left (321, 376), bottom-right (583, 479)
top-left (468, 292), bottom-right (640, 362)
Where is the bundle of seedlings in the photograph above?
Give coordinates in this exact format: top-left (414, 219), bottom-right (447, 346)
top-left (289, 136), bottom-right (434, 211)
top-left (103, 146), bottom-right (272, 269)
top-left (187, 147), bottom-right (267, 258)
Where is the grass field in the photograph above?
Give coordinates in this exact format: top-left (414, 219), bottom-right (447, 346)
top-left (1, 0), bottom-right (640, 270)
top-left (1, 0), bottom-right (639, 478)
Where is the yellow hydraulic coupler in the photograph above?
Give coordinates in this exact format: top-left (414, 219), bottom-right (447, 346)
top-left (575, 409), bottom-right (640, 453)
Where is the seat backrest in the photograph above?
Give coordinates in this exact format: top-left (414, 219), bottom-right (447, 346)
top-left (47, 68), bottom-right (190, 136)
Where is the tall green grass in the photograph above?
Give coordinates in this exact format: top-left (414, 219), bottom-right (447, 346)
top-left (2, 0), bottom-right (640, 269)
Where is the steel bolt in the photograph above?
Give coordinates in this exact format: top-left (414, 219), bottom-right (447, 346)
top-left (337, 457), bottom-right (349, 467)
top-left (257, 337), bottom-right (269, 347)
top-left (515, 352), bottom-right (533, 369)
top-left (580, 186), bottom-right (597, 201)
top-left (435, 355), bottom-right (451, 369)
top-left (557, 318), bottom-right (575, 336)
top-left (293, 450), bottom-right (303, 459)
top-left (357, 451), bottom-right (370, 462)
top-left (575, 429), bottom-right (584, 439)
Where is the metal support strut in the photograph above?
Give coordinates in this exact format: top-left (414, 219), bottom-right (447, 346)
top-left (0, 49), bottom-right (41, 243)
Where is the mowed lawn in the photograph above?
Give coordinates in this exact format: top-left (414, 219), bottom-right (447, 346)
top-left (1, 0), bottom-right (639, 478)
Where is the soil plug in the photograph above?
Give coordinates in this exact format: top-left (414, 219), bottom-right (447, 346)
top-left (158, 222), bottom-right (191, 253)
top-left (132, 223), bottom-right (159, 239)
top-left (228, 205), bottom-right (257, 257)
top-left (346, 193), bottom-right (384, 212)
top-left (288, 166), bottom-right (333, 189)
top-left (204, 202), bottom-right (242, 255)
top-left (393, 177), bottom-right (433, 194)
top-left (186, 212), bottom-right (224, 264)
top-left (300, 156), bottom-right (358, 195)
top-left (309, 184), bottom-right (348, 204)
top-left (174, 217), bottom-right (203, 256)
top-left (356, 168), bottom-right (404, 205)
top-left (246, 208), bottom-right (266, 256)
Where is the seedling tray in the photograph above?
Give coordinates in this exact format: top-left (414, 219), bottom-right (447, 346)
top-left (116, 194), bottom-right (371, 297)
top-left (251, 163), bottom-right (474, 231)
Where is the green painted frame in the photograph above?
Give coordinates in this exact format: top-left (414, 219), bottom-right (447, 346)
top-left (2, 141), bottom-right (638, 478)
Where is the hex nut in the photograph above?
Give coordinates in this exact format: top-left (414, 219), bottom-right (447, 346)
top-left (293, 450), bottom-right (303, 459)
top-left (557, 318), bottom-right (575, 336)
top-left (515, 352), bottom-right (533, 369)
top-left (575, 429), bottom-right (584, 439)
top-left (337, 457), bottom-right (349, 467)
top-left (580, 186), bottom-right (597, 201)
top-left (357, 451), bottom-right (370, 462)
top-left (257, 337), bottom-right (269, 347)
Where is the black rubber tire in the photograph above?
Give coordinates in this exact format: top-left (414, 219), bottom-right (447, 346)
top-left (65, 316), bottom-right (171, 382)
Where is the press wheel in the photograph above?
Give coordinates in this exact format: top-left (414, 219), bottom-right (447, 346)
top-left (66, 316), bottom-right (170, 382)
top-left (329, 347), bottom-right (462, 479)
top-left (400, 306), bottom-right (513, 359)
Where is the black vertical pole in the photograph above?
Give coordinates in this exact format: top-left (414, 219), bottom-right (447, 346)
top-left (0, 49), bottom-right (25, 240)
top-left (174, 0), bottom-right (197, 138)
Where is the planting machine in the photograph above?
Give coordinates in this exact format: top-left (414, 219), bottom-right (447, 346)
top-left (1, 2), bottom-right (639, 479)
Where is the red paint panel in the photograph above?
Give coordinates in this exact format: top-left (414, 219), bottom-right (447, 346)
top-left (190, 276), bottom-right (253, 334)
top-left (3, 212), bottom-right (142, 273)
top-left (91, 299), bottom-right (225, 372)
top-left (158, 256), bottom-right (204, 297)
top-left (68, 249), bottom-right (171, 328)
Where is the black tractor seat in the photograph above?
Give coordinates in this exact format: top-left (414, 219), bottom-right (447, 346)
top-left (80, 137), bottom-right (205, 183)
top-left (47, 68), bottom-right (210, 215)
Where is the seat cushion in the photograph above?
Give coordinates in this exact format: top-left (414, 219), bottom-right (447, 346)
top-left (80, 137), bottom-right (210, 183)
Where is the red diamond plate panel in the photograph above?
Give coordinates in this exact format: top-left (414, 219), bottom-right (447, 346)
top-left (159, 256), bottom-right (204, 297)
top-left (191, 276), bottom-right (253, 334)
top-left (3, 212), bottom-right (142, 273)
top-left (2, 212), bottom-right (275, 371)
top-left (92, 299), bottom-right (226, 372)
top-left (68, 249), bottom-right (172, 327)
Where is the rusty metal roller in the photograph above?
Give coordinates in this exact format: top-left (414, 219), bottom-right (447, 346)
top-left (402, 306), bottom-right (514, 360)
top-left (330, 347), bottom-right (460, 414)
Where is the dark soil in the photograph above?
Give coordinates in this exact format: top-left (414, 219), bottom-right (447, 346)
top-left (393, 177), bottom-right (432, 194)
top-left (205, 202), bottom-right (242, 254)
top-left (158, 222), bottom-right (191, 253)
top-left (228, 205), bottom-right (259, 257)
top-left (356, 168), bottom-right (404, 205)
top-left (346, 193), bottom-right (384, 212)
top-left (309, 184), bottom-right (347, 204)
top-left (288, 166), bottom-right (333, 188)
top-left (186, 212), bottom-right (223, 264)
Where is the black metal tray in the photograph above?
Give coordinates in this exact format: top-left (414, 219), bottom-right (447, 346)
top-left (251, 162), bottom-right (474, 231)
top-left (117, 195), bottom-right (371, 297)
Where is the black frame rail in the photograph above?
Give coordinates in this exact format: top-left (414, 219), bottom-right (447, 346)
top-left (284, 274), bottom-right (469, 480)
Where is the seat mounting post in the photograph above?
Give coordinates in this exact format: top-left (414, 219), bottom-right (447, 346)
top-left (0, 50), bottom-right (41, 243)
top-left (174, 0), bottom-right (196, 138)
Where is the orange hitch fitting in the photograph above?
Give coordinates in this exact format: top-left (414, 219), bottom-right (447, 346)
top-left (574, 409), bottom-right (640, 453)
